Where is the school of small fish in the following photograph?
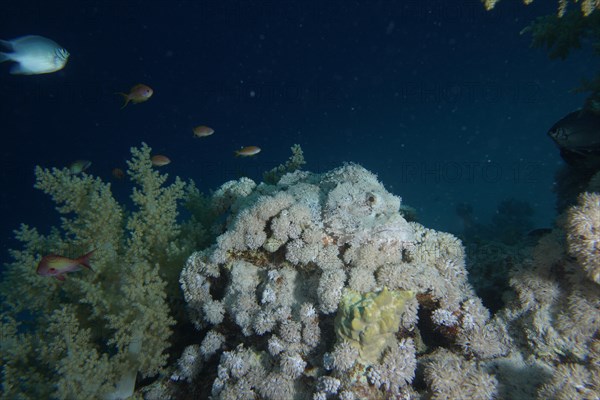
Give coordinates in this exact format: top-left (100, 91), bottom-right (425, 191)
top-left (3, 33), bottom-right (594, 294)
top-left (0, 34), bottom-right (264, 279)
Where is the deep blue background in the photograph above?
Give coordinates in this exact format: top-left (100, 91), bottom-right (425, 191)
top-left (0, 0), bottom-right (592, 265)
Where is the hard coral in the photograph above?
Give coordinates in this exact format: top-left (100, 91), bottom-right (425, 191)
top-left (335, 287), bottom-right (414, 364)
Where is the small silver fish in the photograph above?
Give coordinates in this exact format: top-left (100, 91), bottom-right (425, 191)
top-left (0, 35), bottom-right (69, 75)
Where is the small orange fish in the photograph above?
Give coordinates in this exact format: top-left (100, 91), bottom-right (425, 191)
top-left (235, 146), bottom-right (261, 157)
top-left (36, 250), bottom-right (95, 281)
top-left (151, 154), bottom-right (171, 167)
top-left (111, 167), bottom-right (125, 180)
top-left (193, 125), bottom-right (214, 138)
top-left (116, 84), bottom-right (153, 109)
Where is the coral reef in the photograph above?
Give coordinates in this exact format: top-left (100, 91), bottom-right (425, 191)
top-left (179, 163), bottom-right (504, 399)
top-left (491, 199), bottom-right (535, 246)
top-left (423, 348), bottom-right (498, 400)
top-left (493, 217), bottom-right (600, 398)
top-left (455, 198), bottom-right (535, 246)
top-left (0, 143), bottom-right (195, 399)
top-left (567, 192), bottom-right (600, 283)
top-left (4, 149), bottom-right (600, 399)
top-left (455, 198), bottom-right (536, 312)
top-left (174, 162), bottom-right (600, 399)
top-left (263, 144), bottom-right (306, 185)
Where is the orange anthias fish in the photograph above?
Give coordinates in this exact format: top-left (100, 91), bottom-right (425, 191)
top-left (36, 250), bottom-right (95, 281)
top-left (117, 84), bottom-right (153, 109)
top-left (111, 167), bottom-right (125, 180)
top-left (193, 125), bottom-right (215, 138)
top-left (151, 154), bottom-right (171, 167)
top-left (235, 146), bottom-right (261, 157)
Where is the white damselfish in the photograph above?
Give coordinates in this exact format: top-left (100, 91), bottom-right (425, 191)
top-left (0, 35), bottom-right (69, 75)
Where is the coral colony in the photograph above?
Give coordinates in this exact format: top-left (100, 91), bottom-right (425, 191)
top-left (176, 162), bottom-right (504, 399)
top-left (1, 142), bottom-right (598, 399)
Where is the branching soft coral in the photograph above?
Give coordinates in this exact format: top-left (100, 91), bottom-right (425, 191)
top-left (527, 10), bottom-right (600, 60)
top-left (34, 165), bottom-right (124, 269)
top-left (263, 144), bottom-right (306, 184)
top-left (126, 143), bottom-right (185, 261)
top-left (0, 143), bottom-right (196, 399)
top-left (484, 1), bottom-right (600, 104)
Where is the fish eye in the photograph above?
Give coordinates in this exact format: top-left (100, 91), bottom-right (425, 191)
top-left (49, 268), bottom-right (56, 273)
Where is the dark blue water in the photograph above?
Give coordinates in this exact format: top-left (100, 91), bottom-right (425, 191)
top-left (0, 0), bottom-right (591, 265)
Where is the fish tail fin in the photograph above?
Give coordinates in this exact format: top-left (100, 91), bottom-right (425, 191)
top-left (78, 249), bottom-right (96, 272)
top-left (0, 39), bottom-right (13, 63)
top-left (115, 92), bottom-right (130, 109)
top-left (0, 40), bottom-right (13, 59)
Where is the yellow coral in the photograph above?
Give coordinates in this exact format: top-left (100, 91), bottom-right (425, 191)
top-left (334, 287), bottom-right (414, 364)
top-left (482, 0), bottom-right (599, 16)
